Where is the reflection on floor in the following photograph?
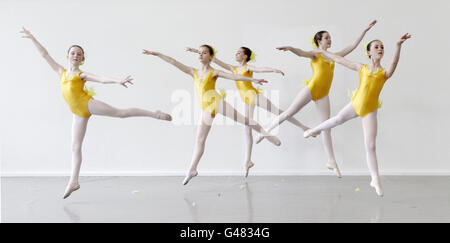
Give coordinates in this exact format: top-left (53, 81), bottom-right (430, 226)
top-left (2, 176), bottom-right (450, 222)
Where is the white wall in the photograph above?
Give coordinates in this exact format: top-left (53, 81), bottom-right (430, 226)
top-left (1, 0), bottom-right (449, 176)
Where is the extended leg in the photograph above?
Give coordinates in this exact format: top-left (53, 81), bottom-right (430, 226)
top-left (304, 102), bottom-right (357, 138)
top-left (255, 87), bottom-right (312, 144)
top-left (217, 100), bottom-right (281, 146)
top-left (243, 104), bottom-right (256, 177)
top-left (88, 99), bottom-right (171, 120)
top-left (314, 96), bottom-right (341, 177)
top-left (362, 110), bottom-right (383, 197)
top-left (182, 111), bottom-right (214, 185)
top-left (63, 115), bottom-right (89, 199)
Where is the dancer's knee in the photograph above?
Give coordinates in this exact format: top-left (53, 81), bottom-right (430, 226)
top-left (71, 143), bottom-right (82, 153)
top-left (365, 140), bottom-right (376, 152)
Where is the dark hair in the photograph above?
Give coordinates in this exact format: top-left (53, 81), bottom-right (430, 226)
top-left (200, 44), bottom-right (214, 56)
top-left (240, 47), bottom-right (252, 62)
top-left (314, 31), bottom-right (328, 47)
top-left (366, 40), bottom-right (381, 58)
top-left (67, 45), bottom-right (85, 55)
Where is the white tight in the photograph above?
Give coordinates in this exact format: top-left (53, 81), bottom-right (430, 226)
top-left (263, 87), bottom-right (338, 165)
top-left (186, 99), bottom-right (277, 174)
top-left (309, 102), bottom-right (380, 182)
top-left (67, 98), bottom-right (166, 186)
top-left (243, 94), bottom-right (308, 166)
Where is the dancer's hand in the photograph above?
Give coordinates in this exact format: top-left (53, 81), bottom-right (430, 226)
top-left (142, 49), bottom-right (160, 56)
top-left (185, 47), bottom-right (199, 53)
top-left (20, 27), bottom-right (34, 39)
top-left (275, 69), bottom-right (285, 76)
top-left (120, 75), bottom-right (133, 88)
top-left (365, 20), bottom-right (377, 32)
top-left (276, 46), bottom-right (292, 52)
top-left (253, 79), bottom-right (268, 85)
top-left (397, 33), bottom-right (411, 46)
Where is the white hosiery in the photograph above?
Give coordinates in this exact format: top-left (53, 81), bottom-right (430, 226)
top-left (184, 111), bottom-right (214, 185)
top-left (255, 94), bottom-right (309, 131)
top-left (63, 98), bottom-right (171, 198)
top-left (63, 114), bottom-right (88, 199)
top-left (306, 102), bottom-right (358, 136)
top-left (314, 96), bottom-right (341, 177)
top-left (88, 99), bottom-right (171, 120)
top-left (183, 100), bottom-right (282, 185)
top-left (362, 110), bottom-right (383, 196)
top-left (256, 87), bottom-right (312, 143)
top-left (306, 103), bottom-right (382, 196)
top-left (243, 104), bottom-right (256, 169)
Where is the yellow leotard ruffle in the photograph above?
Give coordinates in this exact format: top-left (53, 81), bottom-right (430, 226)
top-left (60, 70), bottom-right (93, 117)
top-left (351, 65), bottom-right (387, 117)
top-left (304, 54), bottom-right (335, 101)
top-left (233, 66), bottom-right (262, 106)
top-left (194, 69), bottom-right (223, 115)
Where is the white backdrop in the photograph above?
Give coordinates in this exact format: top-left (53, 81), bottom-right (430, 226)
top-left (1, 0), bottom-right (449, 176)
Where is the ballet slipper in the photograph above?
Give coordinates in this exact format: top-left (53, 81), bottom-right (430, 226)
top-left (156, 110), bottom-right (172, 121)
top-left (303, 129), bottom-right (320, 138)
top-left (255, 134), bottom-right (264, 144)
top-left (370, 180), bottom-right (384, 197)
top-left (182, 171), bottom-right (198, 185)
top-left (63, 183), bottom-right (80, 199)
top-left (244, 161), bottom-right (255, 178)
top-left (326, 162), bottom-right (342, 178)
top-left (264, 134), bottom-right (281, 146)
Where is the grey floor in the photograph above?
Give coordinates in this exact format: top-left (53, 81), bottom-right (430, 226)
top-left (2, 176), bottom-right (450, 223)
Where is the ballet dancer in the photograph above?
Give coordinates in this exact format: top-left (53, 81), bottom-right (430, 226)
top-left (142, 45), bottom-right (281, 185)
top-left (304, 33), bottom-right (412, 196)
top-left (256, 20), bottom-right (378, 177)
top-left (20, 27), bottom-right (172, 199)
top-left (186, 46), bottom-right (309, 177)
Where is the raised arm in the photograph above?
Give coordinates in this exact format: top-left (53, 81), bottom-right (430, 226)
top-left (20, 27), bottom-right (64, 75)
top-left (142, 49), bottom-right (195, 77)
top-left (276, 46), bottom-right (316, 59)
top-left (317, 49), bottom-right (362, 72)
top-left (80, 72), bottom-right (133, 88)
top-left (385, 33), bottom-right (411, 79)
top-left (214, 70), bottom-right (268, 85)
top-left (247, 65), bottom-right (285, 76)
top-left (335, 20), bottom-right (377, 57)
top-left (186, 47), bottom-right (234, 72)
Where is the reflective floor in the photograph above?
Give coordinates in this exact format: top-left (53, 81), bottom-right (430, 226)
top-left (2, 176), bottom-right (450, 222)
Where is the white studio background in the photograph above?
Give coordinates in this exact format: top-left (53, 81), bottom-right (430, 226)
top-left (1, 0), bottom-right (449, 176)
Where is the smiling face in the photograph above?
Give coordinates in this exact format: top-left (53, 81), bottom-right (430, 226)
top-left (367, 40), bottom-right (384, 60)
top-left (67, 46), bottom-right (85, 66)
top-left (318, 32), bottom-right (332, 48)
top-left (198, 46), bottom-right (213, 64)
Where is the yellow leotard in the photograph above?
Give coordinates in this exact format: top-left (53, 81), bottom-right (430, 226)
top-left (233, 66), bottom-right (260, 106)
top-left (351, 65), bottom-right (387, 117)
top-left (60, 70), bottom-right (93, 117)
top-left (304, 53), bottom-right (335, 101)
top-left (194, 69), bottom-right (223, 115)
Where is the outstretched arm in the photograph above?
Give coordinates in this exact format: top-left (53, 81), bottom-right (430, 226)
top-left (276, 46), bottom-right (316, 59)
top-left (385, 33), bottom-right (411, 79)
top-left (186, 47), bottom-right (234, 72)
top-left (247, 65), bottom-right (285, 76)
top-left (335, 20), bottom-right (377, 57)
top-left (142, 49), bottom-right (195, 77)
top-left (80, 72), bottom-right (133, 88)
top-left (214, 70), bottom-right (268, 85)
top-left (20, 27), bottom-right (64, 75)
top-left (317, 49), bottom-right (362, 72)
